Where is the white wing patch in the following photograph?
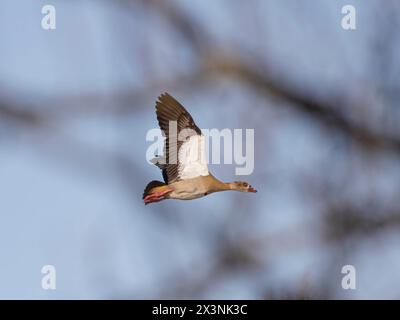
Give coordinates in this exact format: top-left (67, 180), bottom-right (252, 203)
top-left (178, 135), bottom-right (209, 180)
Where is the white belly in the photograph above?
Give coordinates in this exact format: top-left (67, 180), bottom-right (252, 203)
top-left (167, 180), bottom-right (210, 200)
top-left (169, 189), bottom-right (207, 200)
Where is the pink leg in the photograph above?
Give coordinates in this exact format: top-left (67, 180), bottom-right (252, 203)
top-left (144, 189), bottom-right (172, 205)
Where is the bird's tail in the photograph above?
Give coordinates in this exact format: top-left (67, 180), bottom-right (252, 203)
top-left (142, 180), bottom-right (168, 199)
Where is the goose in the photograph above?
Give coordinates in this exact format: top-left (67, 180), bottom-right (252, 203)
top-left (143, 92), bottom-right (257, 205)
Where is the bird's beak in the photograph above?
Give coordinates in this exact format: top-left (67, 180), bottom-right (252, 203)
top-left (248, 187), bottom-right (257, 193)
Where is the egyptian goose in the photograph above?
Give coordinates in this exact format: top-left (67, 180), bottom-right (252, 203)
top-left (143, 93), bottom-right (257, 205)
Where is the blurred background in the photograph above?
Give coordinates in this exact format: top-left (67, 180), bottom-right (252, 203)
top-left (0, 0), bottom-right (399, 299)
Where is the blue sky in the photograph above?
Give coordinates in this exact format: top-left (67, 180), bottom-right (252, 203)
top-left (0, 0), bottom-right (399, 299)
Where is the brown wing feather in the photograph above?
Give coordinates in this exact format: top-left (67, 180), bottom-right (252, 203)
top-left (154, 92), bottom-right (202, 184)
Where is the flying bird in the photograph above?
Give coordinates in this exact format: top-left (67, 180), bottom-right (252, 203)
top-left (143, 93), bottom-right (257, 205)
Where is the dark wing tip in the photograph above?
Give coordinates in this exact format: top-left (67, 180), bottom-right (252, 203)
top-left (157, 92), bottom-right (171, 104)
top-left (155, 92), bottom-right (200, 130)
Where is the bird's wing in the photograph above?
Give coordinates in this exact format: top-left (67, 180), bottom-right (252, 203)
top-left (153, 92), bottom-right (209, 183)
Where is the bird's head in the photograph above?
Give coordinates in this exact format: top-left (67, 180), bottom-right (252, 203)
top-left (230, 181), bottom-right (257, 193)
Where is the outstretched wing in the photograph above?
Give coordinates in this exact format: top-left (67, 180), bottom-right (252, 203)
top-left (152, 92), bottom-right (209, 184)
